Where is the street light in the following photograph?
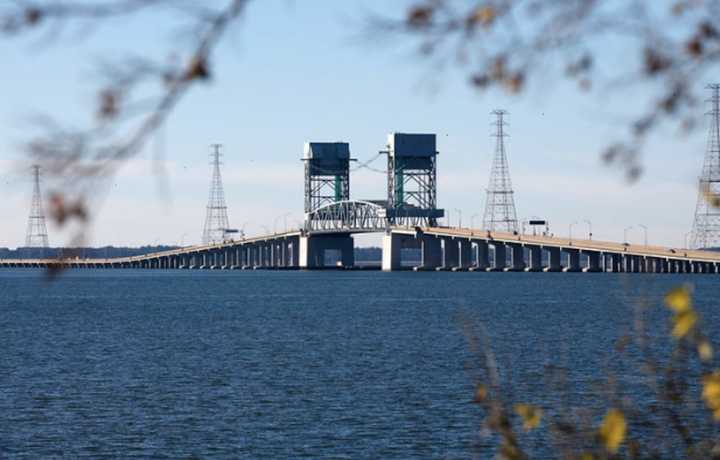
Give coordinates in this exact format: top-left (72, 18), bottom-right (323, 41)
top-left (569, 221), bottom-right (579, 241)
top-left (685, 231), bottom-right (693, 249)
top-left (471, 213), bottom-right (480, 229)
top-left (239, 221), bottom-right (250, 239)
top-left (282, 212), bottom-right (292, 232)
top-left (624, 226), bottom-right (634, 244)
top-left (638, 224), bottom-right (648, 246)
top-left (453, 208), bottom-right (462, 228)
top-left (583, 220), bottom-right (592, 240)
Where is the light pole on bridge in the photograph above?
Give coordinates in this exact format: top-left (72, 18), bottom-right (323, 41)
top-left (638, 224), bottom-right (648, 246)
top-left (283, 212), bottom-right (292, 232)
top-left (583, 220), bottom-right (592, 240)
top-left (569, 221), bottom-right (579, 242)
top-left (453, 208), bottom-right (462, 228)
top-left (685, 231), bottom-right (692, 249)
top-left (624, 226), bottom-right (634, 245)
top-left (471, 213), bottom-right (480, 229)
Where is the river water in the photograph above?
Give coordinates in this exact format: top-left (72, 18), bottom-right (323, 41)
top-left (1, 270), bottom-right (718, 458)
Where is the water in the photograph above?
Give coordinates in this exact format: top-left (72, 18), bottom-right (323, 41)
top-left (1, 270), bottom-right (718, 458)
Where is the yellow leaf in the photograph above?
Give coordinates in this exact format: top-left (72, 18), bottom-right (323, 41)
top-left (599, 408), bottom-right (626, 453)
top-left (470, 6), bottom-right (496, 26)
top-left (672, 310), bottom-right (698, 338)
top-left (702, 372), bottom-right (720, 412)
top-left (474, 384), bottom-right (487, 403)
top-left (514, 403), bottom-right (542, 431)
top-left (699, 340), bottom-right (714, 362)
top-left (665, 286), bottom-right (692, 313)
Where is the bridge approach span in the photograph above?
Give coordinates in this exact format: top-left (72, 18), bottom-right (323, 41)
top-left (3, 226), bottom-right (720, 273)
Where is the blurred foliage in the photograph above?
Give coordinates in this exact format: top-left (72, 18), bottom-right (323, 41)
top-left (3, 0), bottom-right (720, 235)
top-left (377, 0), bottom-right (720, 182)
top-left (467, 285), bottom-right (720, 458)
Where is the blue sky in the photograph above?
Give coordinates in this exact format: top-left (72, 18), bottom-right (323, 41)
top-left (0, 0), bottom-right (708, 248)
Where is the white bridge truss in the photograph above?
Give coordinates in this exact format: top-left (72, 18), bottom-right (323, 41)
top-left (305, 200), bottom-right (388, 234)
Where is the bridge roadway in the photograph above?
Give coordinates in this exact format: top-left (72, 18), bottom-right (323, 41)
top-left (1, 226), bottom-right (719, 273)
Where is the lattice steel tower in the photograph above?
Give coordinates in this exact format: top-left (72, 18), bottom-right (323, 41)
top-left (202, 144), bottom-right (231, 244)
top-left (690, 84), bottom-right (720, 249)
top-left (482, 110), bottom-right (519, 233)
top-left (303, 142), bottom-right (351, 214)
top-left (25, 165), bottom-right (49, 248)
top-left (385, 133), bottom-right (443, 226)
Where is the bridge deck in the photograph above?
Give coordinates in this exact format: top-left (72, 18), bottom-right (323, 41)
top-left (1, 226), bottom-right (718, 268)
top-left (409, 227), bottom-right (720, 262)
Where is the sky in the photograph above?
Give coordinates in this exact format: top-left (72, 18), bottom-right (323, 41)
top-left (0, 0), bottom-right (710, 248)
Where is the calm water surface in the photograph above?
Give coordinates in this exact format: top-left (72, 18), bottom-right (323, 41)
top-left (1, 270), bottom-right (718, 458)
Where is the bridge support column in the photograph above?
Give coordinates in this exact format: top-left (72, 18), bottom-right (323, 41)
top-left (455, 240), bottom-right (472, 271)
top-left (653, 258), bottom-right (667, 273)
top-left (526, 245), bottom-right (542, 272)
top-left (563, 249), bottom-right (581, 272)
top-left (418, 235), bottom-right (442, 271)
top-left (584, 252), bottom-right (601, 272)
top-left (506, 244), bottom-right (525, 271)
top-left (544, 247), bottom-right (562, 272)
top-left (285, 237), bottom-right (299, 268)
top-left (300, 234), bottom-right (354, 269)
top-left (607, 254), bottom-right (620, 272)
top-left (440, 238), bottom-right (459, 271)
top-left (269, 243), bottom-right (277, 269)
top-left (254, 245), bottom-right (262, 268)
top-left (621, 255), bottom-right (631, 273)
top-left (471, 241), bottom-right (489, 271)
top-left (489, 243), bottom-right (506, 271)
top-left (382, 233), bottom-right (403, 271)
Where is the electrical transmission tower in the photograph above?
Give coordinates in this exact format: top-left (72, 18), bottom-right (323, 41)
top-left (482, 110), bottom-right (519, 233)
top-left (690, 84), bottom-right (720, 249)
top-left (25, 165), bottom-right (49, 248)
top-left (202, 144), bottom-right (231, 244)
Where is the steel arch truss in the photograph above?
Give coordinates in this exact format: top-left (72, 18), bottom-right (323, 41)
top-left (306, 200), bottom-right (388, 234)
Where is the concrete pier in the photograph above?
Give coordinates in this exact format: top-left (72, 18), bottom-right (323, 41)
top-left (544, 247), bottom-right (562, 272)
top-left (440, 238), bottom-right (459, 271)
top-left (526, 246), bottom-right (543, 272)
top-left (506, 244), bottom-right (525, 271)
top-left (488, 243), bottom-right (506, 271)
top-left (563, 249), bottom-right (581, 272)
top-left (299, 234), bottom-right (353, 269)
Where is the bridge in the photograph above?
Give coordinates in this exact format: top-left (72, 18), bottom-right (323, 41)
top-left (4, 133), bottom-right (719, 274)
